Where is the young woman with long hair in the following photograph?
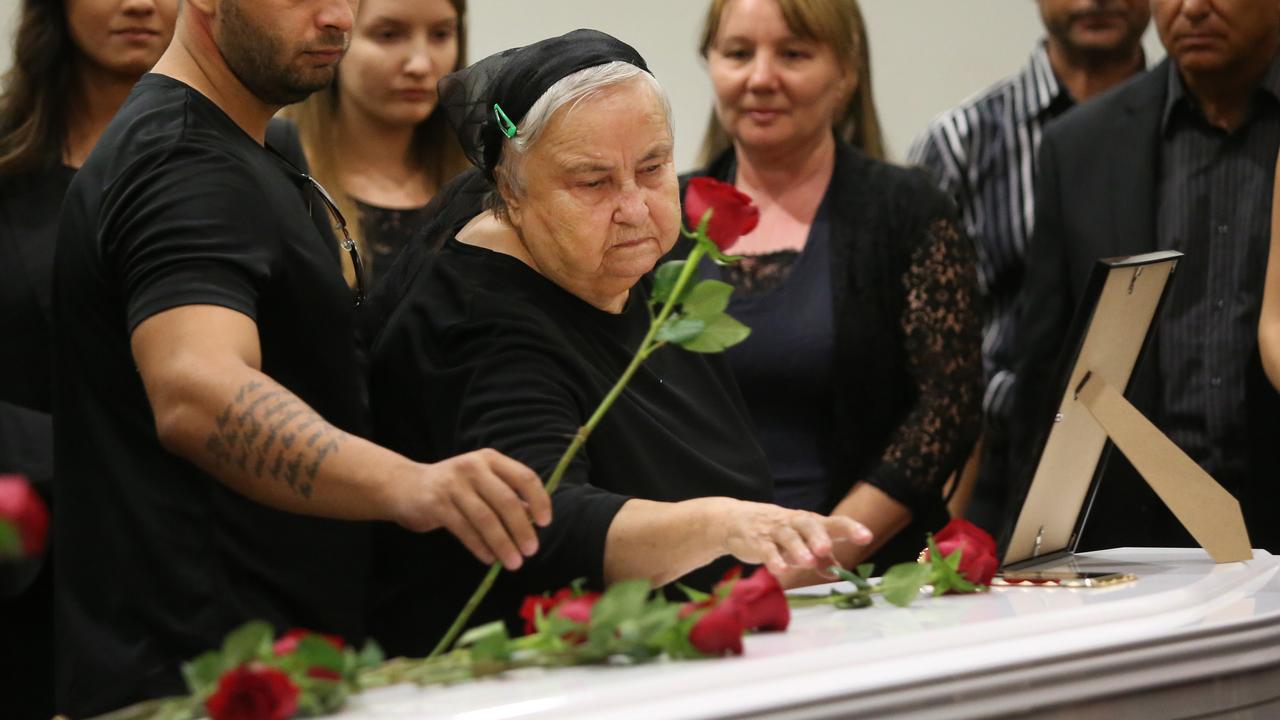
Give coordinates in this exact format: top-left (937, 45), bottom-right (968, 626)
top-left (286, 0), bottom-right (469, 284)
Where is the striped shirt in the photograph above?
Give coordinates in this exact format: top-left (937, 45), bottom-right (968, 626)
top-left (1155, 56), bottom-right (1280, 487)
top-left (908, 43), bottom-right (1074, 429)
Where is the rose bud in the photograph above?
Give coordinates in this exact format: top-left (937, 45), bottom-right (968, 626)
top-left (934, 518), bottom-right (997, 558)
top-left (519, 587), bottom-right (600, 643)
top-left (552, 592), bottom-right (600, 625)
top-left (0, 475), bottom-right (49, 558)
top-left (683, 177), bottom-right (759, 251)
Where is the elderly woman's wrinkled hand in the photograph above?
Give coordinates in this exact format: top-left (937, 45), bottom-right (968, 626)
top-left (717, 500), bottom-right (872, 576)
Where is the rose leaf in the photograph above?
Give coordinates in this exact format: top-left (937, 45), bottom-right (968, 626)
top-left (355, 639), bottom-right (385, 669)
top-left (880, 562), bottom-right (932, 607)
top-left (650, 260), bottom-right (688, 307)
top-left (680, 280), bottom-right (735, 320)
top-left (457, 621), bottom-right (512, 662)
top-left (220, 620), bottom-right (274, 666)
top-left (293, 635), bottom-right (344, 673)
top-left (0, 520), bottom-right (20, 558)
top-left (180, 650), bottom-right (225, 697)
top-left (655, 316), bottom-right (706, 344)
top-left (676, 582), bottom-right (710, 603)
top-left (676, 313), bottom-right (751, 353)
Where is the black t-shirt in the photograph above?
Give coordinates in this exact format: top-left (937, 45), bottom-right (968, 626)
top-left (366, 237), bottom-right (773, 656)
top-left (52, 75), bottom-right (370, 717)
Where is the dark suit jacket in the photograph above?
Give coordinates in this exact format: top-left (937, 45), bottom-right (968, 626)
top-left (1013, 59), bottom-right (1280, 553)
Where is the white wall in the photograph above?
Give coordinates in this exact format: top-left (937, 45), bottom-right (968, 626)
top-left (468, 1), bottom-right (1164, 169)
top-left (0, 1), bottom-right (1163, 168)
top-left (0, 0), bottom-right (15, 83)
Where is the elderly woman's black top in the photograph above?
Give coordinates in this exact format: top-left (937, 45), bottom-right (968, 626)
top-left (680, 141), bottom-right (983, 565)
top-left (364, 200), bottom-right (773, 655)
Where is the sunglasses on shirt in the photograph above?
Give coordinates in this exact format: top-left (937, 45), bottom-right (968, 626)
top-left (267, 146), bottom-right (367, 307)
top-left (304, 174), bottom-right (367, 307)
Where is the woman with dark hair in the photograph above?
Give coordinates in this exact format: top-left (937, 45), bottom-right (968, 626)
top-left (1, 0), bottom-right (176, 409)
top-left (684, 0), bottom-right (983, 582)
top-left (0, 2), bottom-right (174, 716)
top-left (286, 0), bottom-right (470, 285)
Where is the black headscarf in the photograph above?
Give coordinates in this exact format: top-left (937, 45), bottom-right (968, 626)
top-left (440, 28), bottom-right (650, 183)
top-left (361, 29), bottom-right (652, 343)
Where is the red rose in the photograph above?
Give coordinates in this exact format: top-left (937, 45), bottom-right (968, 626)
top-left (927, 519), bottom-right (999, 586)
top-left (205, 666), bottom-right (298, 720)
top-left (0, 475), bottom-right (49, 557)
top-left (552, 592), bottom-right (599, 625)
top-left (684, 177), bottom-right (759, 251)
top-left (685, 599), bottom-right (744, 656)
top-left (271, 628), bottom-right (343, 657)
top-left (519, 593), bottom-right (561, 635)
top-left (518, 588), bottom-right (600, 639)
top-left (721, 567), bottom-right (790, 632)
top-left (934, 518), bottom-right (997, 558)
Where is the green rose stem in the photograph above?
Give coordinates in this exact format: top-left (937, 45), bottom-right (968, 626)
top-left (427, 243), bottom-right (712, 660)
top-left (785, 588), bottom-right (884, 608)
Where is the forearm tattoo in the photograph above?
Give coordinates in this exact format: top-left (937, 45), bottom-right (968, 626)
top-left (204, 380), bottom-right (345, 499)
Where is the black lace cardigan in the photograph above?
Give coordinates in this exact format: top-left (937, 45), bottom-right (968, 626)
top-left (678, 141), bottom-right (984, 561)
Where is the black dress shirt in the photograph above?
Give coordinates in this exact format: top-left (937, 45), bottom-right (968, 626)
top-left (1156, 56), bottom-right (1280, 489)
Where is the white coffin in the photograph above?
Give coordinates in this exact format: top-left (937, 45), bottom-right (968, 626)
top-left (335, 548), bottom-right (1280, 719)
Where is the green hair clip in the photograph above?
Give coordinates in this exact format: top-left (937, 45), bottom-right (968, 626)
top-left (494, 103), bottom-right (518, 138)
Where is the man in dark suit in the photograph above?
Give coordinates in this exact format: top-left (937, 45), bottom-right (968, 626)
top-left (1013, 0), bottom-right (1280, 554)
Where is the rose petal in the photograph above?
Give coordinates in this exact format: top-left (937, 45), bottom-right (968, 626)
top-left (724, 568), bottom-right (790, 632)
top-left (688, 600), bottom-right (745, 656)
top-left (684, 177), bottom-right (760, 251)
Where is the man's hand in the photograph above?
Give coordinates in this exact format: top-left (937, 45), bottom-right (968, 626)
top-left (388, 449), bottom-right (552, 570)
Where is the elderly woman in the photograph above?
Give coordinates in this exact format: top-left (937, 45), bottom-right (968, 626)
top-left (684, 0), bottom-right (984, 580)
top-left (364, 29), bottom-right (870, 655)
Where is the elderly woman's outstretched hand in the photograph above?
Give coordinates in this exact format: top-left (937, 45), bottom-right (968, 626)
top-left (717, 500), bottom-right (873, 577)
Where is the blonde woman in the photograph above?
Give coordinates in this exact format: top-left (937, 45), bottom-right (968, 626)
top-left (684, 0), bottom-right (983, 581)
top-left (287, 0), bottom-right (469, 282)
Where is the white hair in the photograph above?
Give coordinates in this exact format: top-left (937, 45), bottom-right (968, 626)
top-left (491, 61), bottom-right (673, 207)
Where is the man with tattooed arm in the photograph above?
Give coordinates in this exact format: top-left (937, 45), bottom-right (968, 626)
top-left (50, 1), bottom-right (550, 716)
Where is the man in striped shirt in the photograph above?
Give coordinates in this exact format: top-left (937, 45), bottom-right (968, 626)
top-left (909, 0), bottom-right (1148, 533)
